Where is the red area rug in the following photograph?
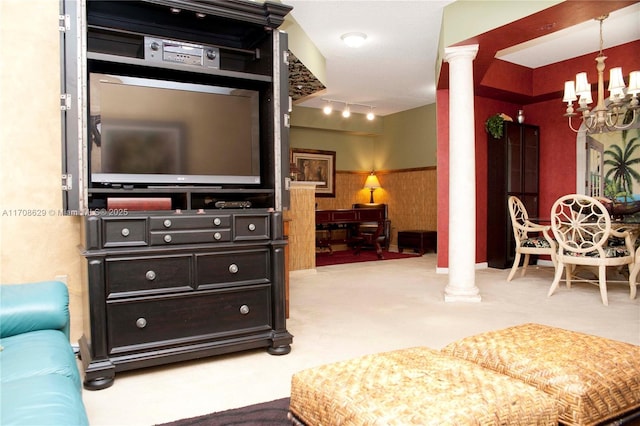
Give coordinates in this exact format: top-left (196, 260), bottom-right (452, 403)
top-left (316, 249), bottom-right (420, 267)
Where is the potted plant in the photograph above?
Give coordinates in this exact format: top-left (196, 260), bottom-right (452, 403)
top-left (485, 113), bottom-right (505, 139)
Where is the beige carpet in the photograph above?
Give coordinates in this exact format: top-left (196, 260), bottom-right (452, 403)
top-left (82, 254), bottom-right (640, 425)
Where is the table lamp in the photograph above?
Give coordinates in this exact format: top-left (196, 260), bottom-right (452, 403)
top-left (364, 172), bottom-right (381, 203)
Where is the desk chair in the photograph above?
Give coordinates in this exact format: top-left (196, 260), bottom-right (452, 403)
top-left (352, 203), bottom-right (391, 251)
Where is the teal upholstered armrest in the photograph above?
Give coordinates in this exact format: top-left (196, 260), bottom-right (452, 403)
top-left (0, 281), bottom-right (70, 339)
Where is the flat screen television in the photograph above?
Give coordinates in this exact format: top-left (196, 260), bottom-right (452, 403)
top-left (89, 73), bottom-right (261, 186)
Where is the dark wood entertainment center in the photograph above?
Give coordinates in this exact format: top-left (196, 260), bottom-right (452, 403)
top-left (60, 0), bottom-right (293, 390)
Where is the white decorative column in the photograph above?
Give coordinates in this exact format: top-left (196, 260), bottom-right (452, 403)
top-left (443, 44), bottom-right (481, 302)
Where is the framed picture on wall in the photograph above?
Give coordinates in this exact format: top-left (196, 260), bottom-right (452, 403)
top-left (291, 148), bottom-right (336, 197)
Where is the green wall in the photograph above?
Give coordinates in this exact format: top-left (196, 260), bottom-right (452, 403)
top-left (290, 104), bottom-right (437, 171)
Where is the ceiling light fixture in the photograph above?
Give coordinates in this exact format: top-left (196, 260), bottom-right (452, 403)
top-left (341, 32), bottom-right (367, 48)
top-left (321, 99), bottom-right (376, 120)
top-left (562, 15), bottom-right (639, 133)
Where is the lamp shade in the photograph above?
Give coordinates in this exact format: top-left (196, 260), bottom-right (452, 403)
top-left (563, 81), bottom-right (577, 102)
top-left (364, 173), bottom-right (381, 189)
top-left (627, 71), bottom-right (640, 95)
top-left (608, 67), bottom-right (626, 91)
top-left (575, 72), bottom-right (590, 96)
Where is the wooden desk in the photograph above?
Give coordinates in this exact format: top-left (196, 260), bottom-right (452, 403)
top-left (316, 209), bottom-right (385, 257)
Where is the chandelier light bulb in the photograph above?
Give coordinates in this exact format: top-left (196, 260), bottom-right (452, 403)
top-left (366, 110), bottom-right (375, 121)
top-left (323, 102), bottom-right (332, 115)
top-left (342, 105), bottom-right (351, 118)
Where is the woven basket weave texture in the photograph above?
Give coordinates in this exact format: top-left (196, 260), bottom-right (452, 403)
top-left (290, 346), bottom-right (558, 425)
top-left (441, 323), bottom-right (640, 426)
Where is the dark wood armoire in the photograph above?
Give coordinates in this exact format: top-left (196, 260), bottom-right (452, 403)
top-left (487, 122), bottom-right (540, 269)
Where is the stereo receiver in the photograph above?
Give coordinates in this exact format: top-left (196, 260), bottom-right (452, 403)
top-left (144, 37), bottom-right (220, 69)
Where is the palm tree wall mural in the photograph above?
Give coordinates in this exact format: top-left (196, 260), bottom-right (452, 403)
top-left (595, 126), bottom-right (640, 218)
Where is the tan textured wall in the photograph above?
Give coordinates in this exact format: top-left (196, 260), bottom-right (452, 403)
top-left (315, 168), bottom-right (437, 247)
top-left (284, 184), bottom-right (317, 270)
top-left (0, 1), bottom-right (85, 342)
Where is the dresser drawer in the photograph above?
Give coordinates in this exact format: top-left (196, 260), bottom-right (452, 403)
top-left (106, 285), bottom-right (272, 353)
top-left (105, 255), bottom-right (192, 297)
top-left (196, 249), bottom-right (269, 287)
top-left (150, 229), bottom-right (232, 245)
top-left (103, 218), bottom-right (148, 247)
top-left (234, 214), bottom-right (269, 240)
top-left (150, 215), bottom-right (231, 230)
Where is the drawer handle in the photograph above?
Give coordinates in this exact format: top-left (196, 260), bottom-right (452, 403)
top-left (145, 270), bottom-right (156, 281)
top-left (239, 305), bottom-right (250, 315)
top-left (121, 228), bottom-right (130, 237)
top-left (164, 234), bottom-right (172, 243)
top-left (213, 232), bottom-right (222, 240)
top-left (136, 318), bottom-right (147, 329)
top-left (248, 223), bottom-right (256, 231)
top-left (163, 219), bottom-right (172, 228)
top-left (228, 264), bottom-right (239, 274)
top-left (213, 217), bottom-right (222, 226)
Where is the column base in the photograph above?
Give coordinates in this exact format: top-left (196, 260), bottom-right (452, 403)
top-left (444, 293), bottom-right (482, 303)
top-left (444, 284), bottom-right (482, 303)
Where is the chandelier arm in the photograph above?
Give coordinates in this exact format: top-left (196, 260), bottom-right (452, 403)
top-left (567, 116), bottom-right (581, 133)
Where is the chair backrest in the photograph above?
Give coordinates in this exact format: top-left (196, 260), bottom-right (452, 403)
top-left (352, 203), bottom-right (387, 218)
top-left (508, 196), bottom-right (530, 242)
top-left (550, 194), bottom-right (611, 255)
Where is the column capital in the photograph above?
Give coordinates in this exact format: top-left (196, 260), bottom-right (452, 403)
top-left (444, 44), bottom-right (479, 62)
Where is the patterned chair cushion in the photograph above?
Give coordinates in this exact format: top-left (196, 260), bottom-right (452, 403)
top-left (521, 237), bottom-right (552, 248)
top-left (565, 246), bottom-right (631, 257)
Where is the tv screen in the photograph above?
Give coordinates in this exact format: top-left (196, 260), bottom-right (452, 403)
top-left (89, 73), bottom-right (261, 186)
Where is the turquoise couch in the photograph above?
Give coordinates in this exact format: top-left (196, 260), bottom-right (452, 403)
top-left (0, 281), bottom-right (89, 425)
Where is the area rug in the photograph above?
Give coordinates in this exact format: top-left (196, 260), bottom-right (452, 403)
top-left (157, 397), bottom-right (291, 426)
top-left (316, 249), bottom-right (420, 267)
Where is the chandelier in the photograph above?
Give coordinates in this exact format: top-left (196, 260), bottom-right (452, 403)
top-left (562, 14), bottom-right (639, 133)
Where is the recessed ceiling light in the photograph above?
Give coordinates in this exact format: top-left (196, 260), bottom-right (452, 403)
top-left (341, 32), bottom-right (367, 48)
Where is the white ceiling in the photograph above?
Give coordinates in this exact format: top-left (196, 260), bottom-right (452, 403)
top-left (498, 3), bottom-right (640, 68)
top-left (285, 1), bottom-right (640, 117)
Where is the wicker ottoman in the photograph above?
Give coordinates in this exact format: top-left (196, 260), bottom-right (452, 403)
top-left (442, 323), bottom-right (640, 426)
top-left (289, 347), bottom-right (559, 425)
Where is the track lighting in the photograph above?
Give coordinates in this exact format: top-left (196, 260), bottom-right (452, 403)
top-left (323, 101), bottom-right (332, 115)
top-left (366, 107), bottom-right (375, 121)
top-left (320, 99), bottom-right (376, 120)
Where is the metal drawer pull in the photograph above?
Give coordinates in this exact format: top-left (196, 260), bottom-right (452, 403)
top-left (239, 305), bottom-right (250, 315)
top-left (121, 228), bottom-right (130, 237)
top-left (213, 232), bottom-right (222, 240)
top-left (164, 234), bottom-right (172, 243)
top-left (136, 318), bottom-right (147, 329)
top-left (248, 223), bottom-right (256, 231)
top-left (163, 219), bottom-right (172, 228)
top-left (228, 264), bottom-right (239, 274)
top-left (145, 270), bottom-right (156, 281)
top-left (213, 217), bottom-right (222, 226)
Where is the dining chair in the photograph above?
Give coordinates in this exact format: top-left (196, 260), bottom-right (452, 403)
top-left (507, 196), bottom-right (556, 281)
top-left (548, 194), bottom-right (635, 306)
top-left (626, 247), bottom-right (640, 301)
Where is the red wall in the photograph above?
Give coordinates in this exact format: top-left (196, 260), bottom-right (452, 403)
top-left (436, 40), bottom-right (639, 269)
